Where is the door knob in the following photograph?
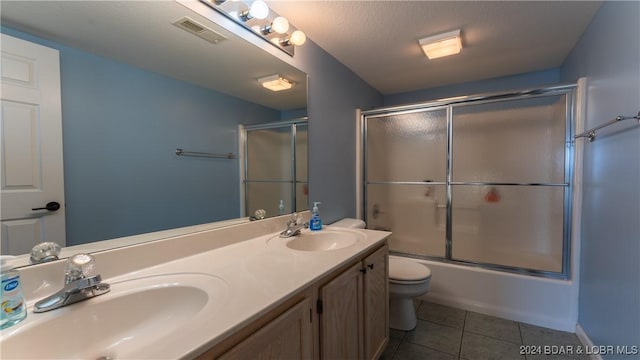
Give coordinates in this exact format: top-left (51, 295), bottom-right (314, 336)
top-left (32, 201), bottom-right (61, 212)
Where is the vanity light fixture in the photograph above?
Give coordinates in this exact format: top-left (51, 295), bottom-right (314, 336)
top-left (419, 29), bottom-right (462, 59)
top-left (281, 30), bottom-right (307, 46)
top-left (201, 0), bottom-right (306, 57)
top-left (239, 0), bottom-right (269, 21)
top-left (259, 75), bottom-right (293, 91)
top-left (261, 16), bottom-right (289, 35)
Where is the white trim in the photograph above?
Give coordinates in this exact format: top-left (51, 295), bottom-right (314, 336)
top-left (576, 323), bottom-right (603, 360)
top-left (567, 76), bottom-right (587, 325)
top-left (238, 124), bottom-right (246, 217)
top-left (355, 108), bottom-right (363, 220)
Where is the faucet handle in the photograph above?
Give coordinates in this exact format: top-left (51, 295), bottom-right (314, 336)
top-left (30, 242), bottom-right (62, 264)
top-left (64, 253), bottom-right (95, 284)
top-left (288, 212), bottom-right (301, 225)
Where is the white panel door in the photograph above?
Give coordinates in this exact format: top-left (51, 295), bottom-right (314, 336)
top-left (1, 34), bottom-right (65, 255)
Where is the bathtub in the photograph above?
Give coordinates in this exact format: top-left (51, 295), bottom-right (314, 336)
top-left (390, 254), bottom-right (579, 332)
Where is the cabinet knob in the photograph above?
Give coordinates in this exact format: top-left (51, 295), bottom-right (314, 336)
top-left (367, 263), bottom-right (374, 270)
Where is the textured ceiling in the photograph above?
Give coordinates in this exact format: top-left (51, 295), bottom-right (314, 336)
top-left (269, 1), bottom-right (602, 95)
top-left (1, 1), bottom-right (602, 100)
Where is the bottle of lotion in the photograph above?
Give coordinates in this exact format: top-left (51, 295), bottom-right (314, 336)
top-left (1, 256), bottom-right (27, 329)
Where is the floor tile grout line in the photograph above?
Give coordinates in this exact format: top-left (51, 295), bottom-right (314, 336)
top-left (399, 339), bottom-right (460, 359)
top-left (519, 321), bottom-right (528, 360)
top-left (462, 327), bottom-right (524, 345)
top-left (416, 317), bottom-right (465, 331)
top-left (458, 309), bottom-right (468, 359)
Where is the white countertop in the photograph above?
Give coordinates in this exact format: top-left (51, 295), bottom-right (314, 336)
top-left (2, 224), bottom-right (390, 359)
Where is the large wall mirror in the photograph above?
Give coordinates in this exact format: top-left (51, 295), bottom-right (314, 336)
top-left (0, 1), bottom-right (308, 266)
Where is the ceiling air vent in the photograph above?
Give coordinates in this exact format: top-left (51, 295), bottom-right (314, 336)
top-left (172, 17), bottom-right (227, 44)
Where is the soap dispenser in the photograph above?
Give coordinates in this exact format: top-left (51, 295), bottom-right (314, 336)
top-left (278, 200), bottom-right (286, 215)
top-left (0, 256), bottom-right (26, 329)
top-left (309, 202), bottom-right (323, 231)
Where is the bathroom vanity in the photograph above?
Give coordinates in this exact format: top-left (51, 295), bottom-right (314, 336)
top-left (205, 243), bottom-right (388, 360)
top-left (1, 215), bottom-right (390, 360)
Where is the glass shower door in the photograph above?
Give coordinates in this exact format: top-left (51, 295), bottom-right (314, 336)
top-left (365, 109), bottom-right (448, 258)
top-left (244, 120), bottom-right (308, 218)
top-left (450, 95), bottom-right (569, 272)
top-left (294, 124), bottom-right (308, 213)
top-left (363, 86), bottom-right (574, 277)
top-left (245, 127), bottom-right (293, 217)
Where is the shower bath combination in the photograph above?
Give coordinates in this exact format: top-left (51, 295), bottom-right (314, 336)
top-left (361, 84), bottom-right (576, 279)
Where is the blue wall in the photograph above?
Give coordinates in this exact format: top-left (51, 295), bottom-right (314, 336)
top-left (284, 37), bottom-right (384, 223)
top-left (561, 2), bottom-right (640, 353)
top-left (384, 68), bottom-right (561, 106)
top-left (2, 27), bottom-right (281, 245)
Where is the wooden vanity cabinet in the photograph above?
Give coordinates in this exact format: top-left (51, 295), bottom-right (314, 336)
top-left (218, 297), bottom-right (313, 360)
top-left (318, 245), bottom-right (389, 360)
top-left (363, 245), bottom-right (389, 359)
top-left (196, 290), bottom-right (314, 360)
top-left (198, 243), bottom-right (388, 360)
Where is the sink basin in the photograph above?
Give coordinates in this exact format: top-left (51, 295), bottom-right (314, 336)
top-left (0, 273), bottom-right (228, 359)
top-left (269, 229), bottom-right (365, 252)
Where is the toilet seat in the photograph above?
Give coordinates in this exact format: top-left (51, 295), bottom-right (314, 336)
top-left (388, 258), bottom-right (432, 331)
top-left (390, 278), bottom-right (429, 285)
top-left (389, 258), bottom-right (431, 282)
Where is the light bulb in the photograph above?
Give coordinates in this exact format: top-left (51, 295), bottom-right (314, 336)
top-left (271, 17), bottom-right (289, 34)
top-left (249, 0), bottom-right (269, 20)
top-left (289, 30), bottom-right (306, 46)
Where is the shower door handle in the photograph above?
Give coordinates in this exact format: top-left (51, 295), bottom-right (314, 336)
top-left (372, 204), bottom-right (383, 219)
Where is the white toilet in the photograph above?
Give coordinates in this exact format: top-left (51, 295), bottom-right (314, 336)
top-left (388, 257), bottom-right (431, 331)
top-left (330, 219), bottom-right (432, 331)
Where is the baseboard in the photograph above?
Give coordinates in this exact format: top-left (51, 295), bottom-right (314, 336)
top-left (422, 292), bottom-right (576, 332)
top-left (576, 323), bottom-right (603, 360)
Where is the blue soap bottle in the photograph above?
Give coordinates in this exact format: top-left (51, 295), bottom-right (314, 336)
top-left (309, 202), bottom-right (323, 231)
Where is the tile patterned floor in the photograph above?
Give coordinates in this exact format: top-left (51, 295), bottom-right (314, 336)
top-left (382, 301), bottom-right (590, 360)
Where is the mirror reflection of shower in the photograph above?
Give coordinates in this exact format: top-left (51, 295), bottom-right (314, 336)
top-left (241, 118), bottom-right (308, 219)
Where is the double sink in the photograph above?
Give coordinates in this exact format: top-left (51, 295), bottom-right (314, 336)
top-left (1, 228), bottom-right (364, 359)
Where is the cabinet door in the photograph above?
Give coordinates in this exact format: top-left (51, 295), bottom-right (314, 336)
top-left (364, 245), bottom-right (389, 360)
top-left (319, 262), bottom-right (363, 360)
top-left (219, 297), bottom-right (313, 360)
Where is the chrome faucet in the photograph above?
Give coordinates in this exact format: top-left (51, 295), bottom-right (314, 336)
top-left (279, 213), bottom-right (308, 238)
top-left (34, 253), bottom-right (110, 313)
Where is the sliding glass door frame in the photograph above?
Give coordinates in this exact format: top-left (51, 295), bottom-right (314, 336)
top-left (241, 117), bottom-right (308, 218)
top-left (361, 84), bottom-right (576, 279)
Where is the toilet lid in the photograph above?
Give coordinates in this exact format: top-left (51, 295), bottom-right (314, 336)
top-left (389, 258), bottom-right (431, 281)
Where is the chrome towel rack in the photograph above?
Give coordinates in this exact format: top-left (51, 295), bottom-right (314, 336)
top-left (574, 111), bottom-right (640, 142)
top-left (175, 148), bottom-right (235, 159)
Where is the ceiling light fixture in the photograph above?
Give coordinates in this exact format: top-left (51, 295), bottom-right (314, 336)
top-left (419, 29), bottom-right (462, 59)
top-left (259, 75), bottom-right (294, 91)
